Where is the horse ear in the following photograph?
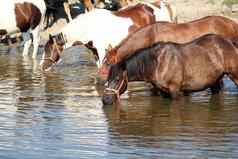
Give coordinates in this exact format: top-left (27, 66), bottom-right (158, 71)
top-left (107, 44), bottom-right (113, 51)
top-left (87, 41), bottom-right (93, 47)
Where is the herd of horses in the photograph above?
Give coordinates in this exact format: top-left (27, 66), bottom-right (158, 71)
top-left (1, 0), bottom-right (238, 105)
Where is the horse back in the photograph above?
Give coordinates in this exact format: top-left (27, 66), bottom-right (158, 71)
top-left (181, 34), bottom-right (237, 82)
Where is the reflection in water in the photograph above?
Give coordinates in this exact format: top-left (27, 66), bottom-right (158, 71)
top-left (103, 94), bottom-right (238, 158)
top-left (0, 48), bottom-right (238, 158)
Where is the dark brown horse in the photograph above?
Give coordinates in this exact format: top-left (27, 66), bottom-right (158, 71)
top-left (102, 34), bottom-right (238, 105)
top-left (100, 16), bottom-right (238, 78)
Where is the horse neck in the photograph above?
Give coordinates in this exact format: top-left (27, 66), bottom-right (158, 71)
top-left (61, 16), bottom-right (92, 48)
top-left (116, 23), bottom-right (159, 62)
top-left (124, 46), bottom-right (158, 81)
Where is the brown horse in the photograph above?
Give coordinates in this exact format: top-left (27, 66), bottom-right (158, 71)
top-left (102, 34), bottom-right (238, 105)
top-left (100, 16), bottom-right (238, 78)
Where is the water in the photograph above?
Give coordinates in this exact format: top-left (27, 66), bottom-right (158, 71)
top-left (0, 45), bottom-right (238, 159)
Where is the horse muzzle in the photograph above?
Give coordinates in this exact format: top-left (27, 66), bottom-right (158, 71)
top-left (40, 60), bottom-right (53, 71)
top-left (102, 94), bottom-right (117, 105)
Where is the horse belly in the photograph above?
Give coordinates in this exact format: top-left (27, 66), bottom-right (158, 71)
top-left (182, 63), bottom-right (223, 92)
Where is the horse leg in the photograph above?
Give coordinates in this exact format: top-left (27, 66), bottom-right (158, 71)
top-left (83, 0), bottom-right (94, 12)
top-left (63, 2), bottom-right (73, 22)
top-left (150, 83), bottom-right (160, 95)
top-left (31, 27), bottom-right (40, 59)
top-left (168, 84), bottom-right (182, 99)
top-left (210, 79), bottom-right (224, 94)
top-left (22, 33), bottom-right (32, 57)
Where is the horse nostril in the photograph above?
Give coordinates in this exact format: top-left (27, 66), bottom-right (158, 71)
top-left (102, 95), bottom-right (114, 105)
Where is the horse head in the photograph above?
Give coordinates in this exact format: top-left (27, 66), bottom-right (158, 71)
top-left (40, 33), bottom-right (65, 71)
top-left (102, 63), bottom-right (128, 105)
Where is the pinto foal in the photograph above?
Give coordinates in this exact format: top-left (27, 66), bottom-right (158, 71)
top-left (102, 34), bottom-right (238, 105)
top-left (0, 0), bottom-right (46, 58)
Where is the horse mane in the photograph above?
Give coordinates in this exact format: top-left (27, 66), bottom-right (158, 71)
top-left (114, 42), bottom-right (162, 78)
top-left (52, 32), bottom-right (67, 45)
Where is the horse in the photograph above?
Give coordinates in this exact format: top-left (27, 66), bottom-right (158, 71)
top-left (100, 16), bottom-right (238, 78)
top-left (40, 2), bottom-right (174, 71)
top-left (0, 0), bottom-right (46, 58)
top-left (102, 34), bottom-right (238, 105)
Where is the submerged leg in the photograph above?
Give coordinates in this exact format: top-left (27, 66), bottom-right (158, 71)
top-left (210, 79), bottom-right (224, 94)
top-left (169, 84), bottom-right (182, 99)
top-left (150, 83), bottom-right (160, 96)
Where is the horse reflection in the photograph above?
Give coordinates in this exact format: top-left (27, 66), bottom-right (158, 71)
top-left (102, 93), bottom-right (235, 153)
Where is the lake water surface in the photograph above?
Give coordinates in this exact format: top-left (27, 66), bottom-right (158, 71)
top-left (0, 46), bottom-right (238, 159)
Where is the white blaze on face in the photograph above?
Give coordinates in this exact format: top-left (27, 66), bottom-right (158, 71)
top-left (59, 9), bottom-right (133, 67)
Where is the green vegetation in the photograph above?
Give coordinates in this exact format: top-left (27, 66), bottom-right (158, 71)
top-left (209, 0), bottom-right (238, 6)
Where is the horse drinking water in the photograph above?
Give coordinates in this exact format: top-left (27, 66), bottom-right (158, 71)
top-left (102, 34), bottom-right (238, 105)
top-left (0, 0), bottom-right (46, 58)
top-left (40, 1), bottom-right (174, 71)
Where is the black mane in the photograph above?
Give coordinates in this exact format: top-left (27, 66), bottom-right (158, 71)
top-left (108, 42), bottom-right (163, 81)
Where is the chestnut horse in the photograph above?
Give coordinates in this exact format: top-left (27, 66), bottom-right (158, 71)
top-left (40, 2), bottom-right (173, 71)
top-left (102, 34), bottom-right (238, 105)
top-left (100, 16), bottom-right (238, 77)
top-left (0, 0), bottom-right (46, 58)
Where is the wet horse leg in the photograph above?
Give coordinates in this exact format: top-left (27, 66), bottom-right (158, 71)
top-left (150, 83), bottom-right (161, 96)
top-left (22, 32), bottom-right (32, 57)
top-left (31, 26), bottom-right (40, 59)
top-left (210, 79), bottom-right (224, 94)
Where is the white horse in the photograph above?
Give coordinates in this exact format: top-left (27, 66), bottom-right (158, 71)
top-left (40, 1), bottom-right (174, 71)
top-left (0, 0), bottom-right (46, 58)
